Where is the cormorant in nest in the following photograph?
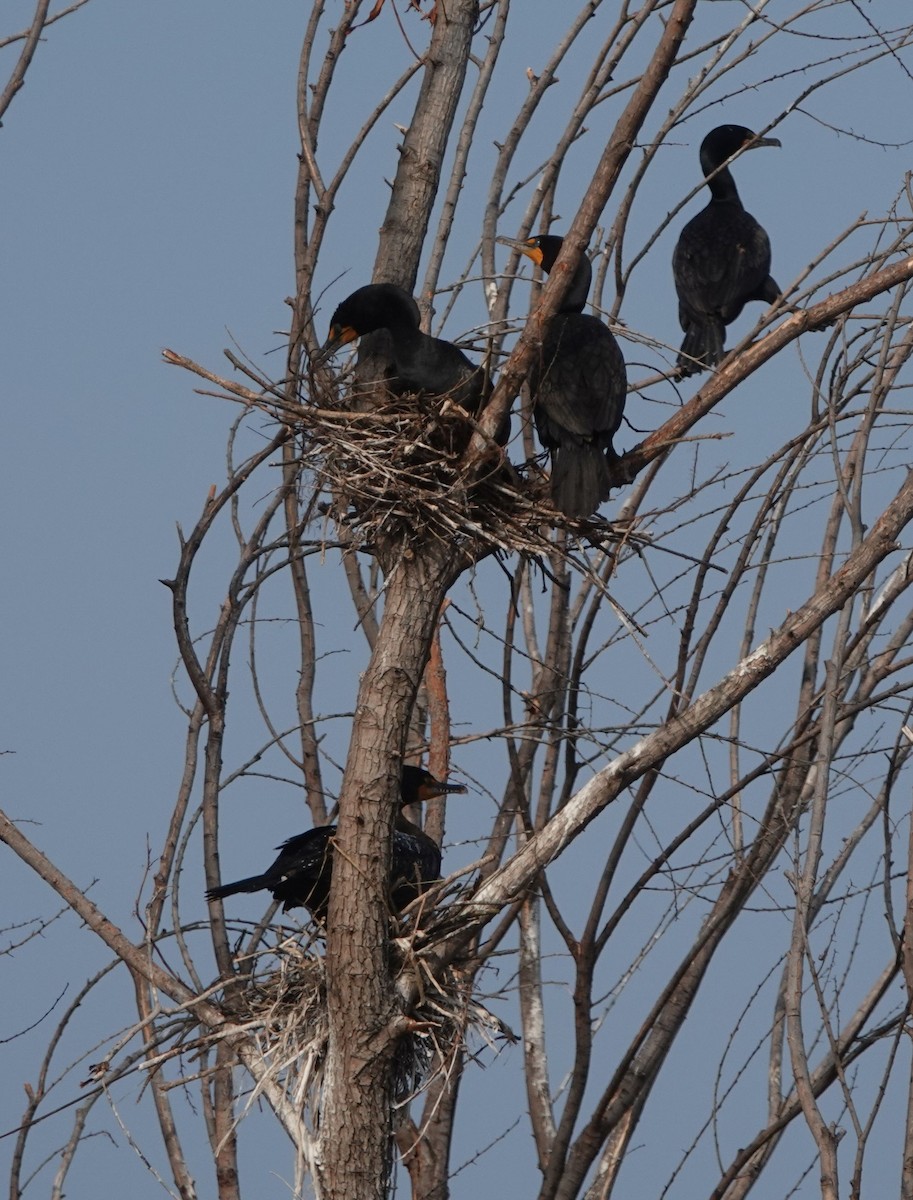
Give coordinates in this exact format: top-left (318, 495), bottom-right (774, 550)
top-left (205, 766), bottom-right (466, 921)
top-left (317, 283), bottom-right (486, 414)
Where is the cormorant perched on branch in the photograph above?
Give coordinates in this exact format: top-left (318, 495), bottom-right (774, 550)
top-left (315, 282), bottom-right (486, 416)
top-left (499, 234), bottom-right (627, 519)
top-left (205, 766), bottom-right (466, 920)
top-left (673, 124), bottom-right (782, 375)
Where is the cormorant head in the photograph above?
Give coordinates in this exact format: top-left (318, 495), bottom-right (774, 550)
top-left (497, 233), bottom-right (565, 273)
top-left (699, 125), bottom-right (781, 177)
top-left (400, 765), bottom-right (467, 807)
top-left (497, 233), bottom-right (592, 313)
top-left (314, 283), bottom-right (421, 363)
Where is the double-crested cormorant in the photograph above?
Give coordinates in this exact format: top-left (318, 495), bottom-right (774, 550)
top-left (500, 234), bottom-right (627, 518)
top-left (205, 766), bottom-right (466, 920)
top-left (673, 124), bottom-right (782, 375)
top-left (316, 283), bottom-right (486, 417)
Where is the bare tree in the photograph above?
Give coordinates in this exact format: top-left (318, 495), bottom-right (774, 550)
top-left (5, 3), bottom-right (913, 1199)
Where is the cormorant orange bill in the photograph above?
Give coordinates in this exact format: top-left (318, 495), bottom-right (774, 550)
top-left (313, 282), bottom-right (487, 416)
top-left (205, 766), bottom-right (466, 921)
top-left (313, 283), bottom-right (421, 366)
top-left (673, 124), bottom-right (781, 375)
top-left (499, 233), bottom-right (627, 519)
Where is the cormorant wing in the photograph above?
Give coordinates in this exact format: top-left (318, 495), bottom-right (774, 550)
top-left (535, 315), bottom-right (626, 441)
top-left (674, 204), bottom-right (774, 319)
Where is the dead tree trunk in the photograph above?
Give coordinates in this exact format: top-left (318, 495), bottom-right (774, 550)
top-left (318, 541), bottom-right (462, 1200)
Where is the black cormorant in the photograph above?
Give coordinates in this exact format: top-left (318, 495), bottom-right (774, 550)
top-left (673, 124), bottom-right (782, 375)
top-left (316, 283), bottom-right (486, 416)
top-left (205, 766), bottom-right (466, 920)
top-left (499, 234), bottom-right (627, 518)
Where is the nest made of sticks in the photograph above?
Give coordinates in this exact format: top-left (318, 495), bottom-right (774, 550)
top-left (293, 374), bottom-right (634, 562)
top-left (165, 345), bottom-right (645, 567)
top-left (222, 931), bottom-right (515, 1112)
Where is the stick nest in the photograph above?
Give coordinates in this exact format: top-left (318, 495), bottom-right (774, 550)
top-left (163, 345), bottom-right (642, 563)
top-left (294, 376), bottom-right (631, 561)
top-left (221, 932), bottom-right (515, 1112)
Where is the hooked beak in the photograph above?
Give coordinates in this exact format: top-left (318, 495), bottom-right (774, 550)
top-left (746, 135), bottom-right (781, 152)
top-left (496, 234), bottom-right (543, 267)
top-left (310, 323), bottom-right (358, 369)
top-left (418, 777), bottom-right (468, 803)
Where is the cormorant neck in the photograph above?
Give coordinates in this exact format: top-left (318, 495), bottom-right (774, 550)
top-left (385, 320), bottom-right (427, 368)
top-left (395, 810), bottom-right (429, 841)
top-left (562, 253), bottom-right (592, 314)
top-left (699, 144), bottom-right (742, 204)
top-left (384, 305), bottom-right (424, 336)
top-left (706, 165), bottom-right (741, 203)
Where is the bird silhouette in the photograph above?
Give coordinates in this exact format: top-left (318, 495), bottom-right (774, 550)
top-left (500, 233), bottom-right (627, 517)
top-left (205, 766), bottom-right (465, 921)
top-left (316, 283), bottom-right (486, 414)
top-left (673, 124), bottom-right (781, 374)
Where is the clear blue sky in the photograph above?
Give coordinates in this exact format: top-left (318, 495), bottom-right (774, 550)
top-left (3, 2), bottom-right (913, 1197)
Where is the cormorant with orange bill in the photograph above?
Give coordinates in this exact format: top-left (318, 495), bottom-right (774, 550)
top-left (205, 766), bottom-right (466, 920)
top-left (499, 234), bottom-right (627, 519)
top-left (673, 124), bottom-right (782, 375)
top-left (316, 282), bottom-right (486, 417)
